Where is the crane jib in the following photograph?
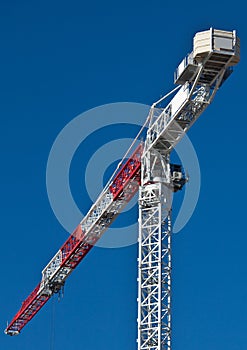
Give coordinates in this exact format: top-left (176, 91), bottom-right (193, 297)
top-left (4, 143), bottom-right (144, 336)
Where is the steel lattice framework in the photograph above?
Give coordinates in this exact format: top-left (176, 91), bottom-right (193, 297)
top-left (138, 183), bottom-right (172, 350)
top-left (137, 28), bottom-right (240, 348)
top-left (5, 28), bottom-right (240, 350)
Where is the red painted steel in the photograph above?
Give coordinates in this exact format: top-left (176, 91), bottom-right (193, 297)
top-left (6, 283), bottom-right (49, 335)
top-left (109, 143), bottom-right (143, 200)
top-left (5, 143), bottom-right (144, 335)
top-left (61, 225), bottom-right (83, 263)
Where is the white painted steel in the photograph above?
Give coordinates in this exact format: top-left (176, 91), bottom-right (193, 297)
top-left (40, 189), bottom-right (114, 292)
top-left (138, 182), bottom-right (172, 350)
top-left (138, 29), bottom-right (239, 350)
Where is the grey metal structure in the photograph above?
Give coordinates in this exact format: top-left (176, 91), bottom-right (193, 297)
top-left (137, 28), bottom-right (240, 350)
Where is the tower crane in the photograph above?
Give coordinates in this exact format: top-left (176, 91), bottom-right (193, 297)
top-left (5, 28), bottom-right (240, 350)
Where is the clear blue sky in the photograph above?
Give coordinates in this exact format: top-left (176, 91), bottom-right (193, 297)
top-left (1, 1), bottom-right (246, 349)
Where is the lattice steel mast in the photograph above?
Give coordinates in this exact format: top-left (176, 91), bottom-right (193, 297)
top-left (137, 29), bottom-right (240, 350)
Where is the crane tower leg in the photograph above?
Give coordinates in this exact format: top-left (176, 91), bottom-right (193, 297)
top-left (138, 180), bottom-right (172, 350)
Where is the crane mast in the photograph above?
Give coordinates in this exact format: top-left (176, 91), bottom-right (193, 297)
top-left (137, 28), bottom-right (240, 350)
top-left (5, 28), bottom-right (240, 348)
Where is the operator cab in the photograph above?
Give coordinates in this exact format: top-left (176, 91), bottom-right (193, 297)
top-left (170, 164), bottom-right (188, 192)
